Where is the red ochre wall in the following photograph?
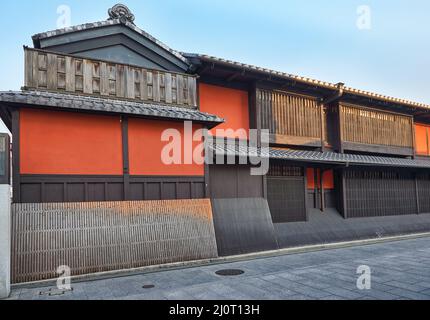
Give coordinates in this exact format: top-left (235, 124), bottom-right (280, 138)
top-left (20, 108), bottom-right (204, 176)
top-left (307, 168), bottom-right (334, 190)
top-left (20, 108), bottom-right (123, 175)
top-left (128, 118), bottom-right (204, 176)
top-left (199, 83), bottom-right (249, 139)
top-left (415, 123), bottom-right (430, 156)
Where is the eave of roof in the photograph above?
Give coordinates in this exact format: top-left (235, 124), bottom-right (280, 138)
top-left (32, 19), bottom-right (190, 66)
top-left (184, 53), bottom-right (430, 111)
top-left (0, 90), bottom-right (224, 128)
top-left (210, 144), bottom-right (430, 169)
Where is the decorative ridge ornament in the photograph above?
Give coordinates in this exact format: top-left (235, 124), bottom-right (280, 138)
top-left (108, 4), bottom-right (135, 24)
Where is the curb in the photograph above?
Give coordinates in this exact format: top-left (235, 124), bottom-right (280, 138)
top-left (12, 231), bottom-right (430, 289)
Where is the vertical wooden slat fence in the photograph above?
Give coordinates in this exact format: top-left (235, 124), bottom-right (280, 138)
top-left (417, 173), bottom-right (430, 213)
top-left (24, 47), bottom-right (197, 108)
top-left (340, 103), bottom-right (414, 149)
top-left (344, 169), bottom-right (417, 218)
top-left (258, 89), bottom-right (322, 146)
top-left (11, 199), bottom-right (218, 283)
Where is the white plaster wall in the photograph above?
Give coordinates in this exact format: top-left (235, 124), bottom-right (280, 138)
top-left (0, 184), bottom-right (11, 298)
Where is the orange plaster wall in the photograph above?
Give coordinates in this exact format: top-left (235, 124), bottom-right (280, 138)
top-left (322, 170), bottom-right (334, 189)
top-left (307, 168), bottom-right (334, 190)
top-left (415, 124), bottom-right (429, 156)
top-left (199, 83), bottom-right (249, 139)
top-left (128, 118), bottom-right (204, 176)
top-left (307, 168), bottom-right (317, 189)
top-left (20, 108), bottom-right (123, 175)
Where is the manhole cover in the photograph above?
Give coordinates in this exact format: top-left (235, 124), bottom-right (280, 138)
top-left (215, 269), bottom-right (245, 276)
top-left (142, 284), bottom-right (155, 289)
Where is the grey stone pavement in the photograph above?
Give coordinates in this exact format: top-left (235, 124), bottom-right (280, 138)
top-left (6, 236), bottom-right (430, 300)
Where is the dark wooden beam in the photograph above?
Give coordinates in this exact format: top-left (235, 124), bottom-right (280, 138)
top-left (0, 105), bottom-right (12, 131)
top-left (226, 70), bottom-right (246, 82)
top-left (303, 166), bottom-right (309, 221)
top-left (11, 108), bottom-right (20, 203)
top-left (313, 168), bottom-right (318, 209)
top-left (226, 73), bottom-right (240, 82)
top-left (198, 65), bottom-right (210, 76)
top-left (342, 141), bottom-right (414, 157)
top-left (320, 103), bottom-right (325, 151)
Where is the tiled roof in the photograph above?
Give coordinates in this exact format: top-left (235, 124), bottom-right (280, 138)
top-left (184, 53), bottom-right (430, 111)
top-left (210, 144), bottom-right (430, 169)
top-left (0, 91), bottom-right (224, 126)
top-left (32, 19), bottom-right (190, 65)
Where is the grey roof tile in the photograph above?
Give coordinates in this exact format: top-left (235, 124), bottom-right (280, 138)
top-left (183, 53), bottom-right (430, 111)
top-left (210, 143), bottom-right (430, 169)
top-left (33, 19), bottom-right (190, 65)
top-left (0, 90), bottom-right (224, 127)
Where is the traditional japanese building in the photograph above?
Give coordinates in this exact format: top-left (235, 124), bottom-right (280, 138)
top-left (1, 4), bottom-right (430, 283)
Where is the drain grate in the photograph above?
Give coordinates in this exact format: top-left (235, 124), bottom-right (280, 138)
top-left (39, 287), bottom-right (73, 296)
top-left (215, 269), bottom-right (245, 276)
top-left (142, 284), bottom-right (155, 289)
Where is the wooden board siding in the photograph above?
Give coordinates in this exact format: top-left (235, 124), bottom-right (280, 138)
top-left (343, 169), bottom-right (418, 218)
top-left (209, 165), bottom-right (264, 199)
top-left (24, 47), bottom-right (197, 108)
top-left (307, 190), bottom-right (336, 209)
top-left (417, 173), bottom-right (430, 213)
top-left (18, 175), bottom-right (205, 203)
top-left (339, 103), bottom-right (414, 155)
top-left (211, 198), bottom-right (278, 256)
top-left (258, 89), bottom-right (322, 147)
top-left (11, 199), bottom-right (218, 283)
top-left (267, 164), bottom-right (307, 223)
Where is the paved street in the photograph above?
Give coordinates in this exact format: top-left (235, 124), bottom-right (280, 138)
top-left (7, 236), bottom-right (430, 300)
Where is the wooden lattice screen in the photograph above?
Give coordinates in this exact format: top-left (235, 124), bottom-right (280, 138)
top-left (417, 173), bottom-right (430, 213)
top-left (258, 89), bottom-right (322, 146)
top-left (11, 199), bottom-right (217, 283)
top-left (24, 47), bottom-right (197, 108)
top-left (344, 169), bottom-right (417, 218)
top-left (340, 103), bottom-right (414, 148)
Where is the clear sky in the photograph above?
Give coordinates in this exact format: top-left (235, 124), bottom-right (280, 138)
top-left (1, 0), bottom-right (430, 133)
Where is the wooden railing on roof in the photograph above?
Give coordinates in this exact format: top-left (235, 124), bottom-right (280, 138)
top-left (339, 103), bottom-right (414, 156)
top-left (23, 47), bottom-right (197, 108)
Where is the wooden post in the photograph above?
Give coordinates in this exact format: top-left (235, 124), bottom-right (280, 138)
top-left (255, 86), bottom-right (262, 148)
top-left (121, 116), bottom-right (130, 200)
top-left (411, 117), bottom-right (417, 159)
top-left (303, 166), bottom-right (309, 221)
top-left (415, 172), bottom-right (420, 214)
top-left (320, 102), bottom-right (325, 152)
top-left (337, 104), bottom-right (344, 153)
top-left (320, 168), bottom-right (325, 212)
top-left (204, 161), bottom-right (210, 199)
top-left (341, 169), bottom-right (348, 219)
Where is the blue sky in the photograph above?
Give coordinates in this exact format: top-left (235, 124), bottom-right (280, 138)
top-left (1, 0), bottom-right (430, 132)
